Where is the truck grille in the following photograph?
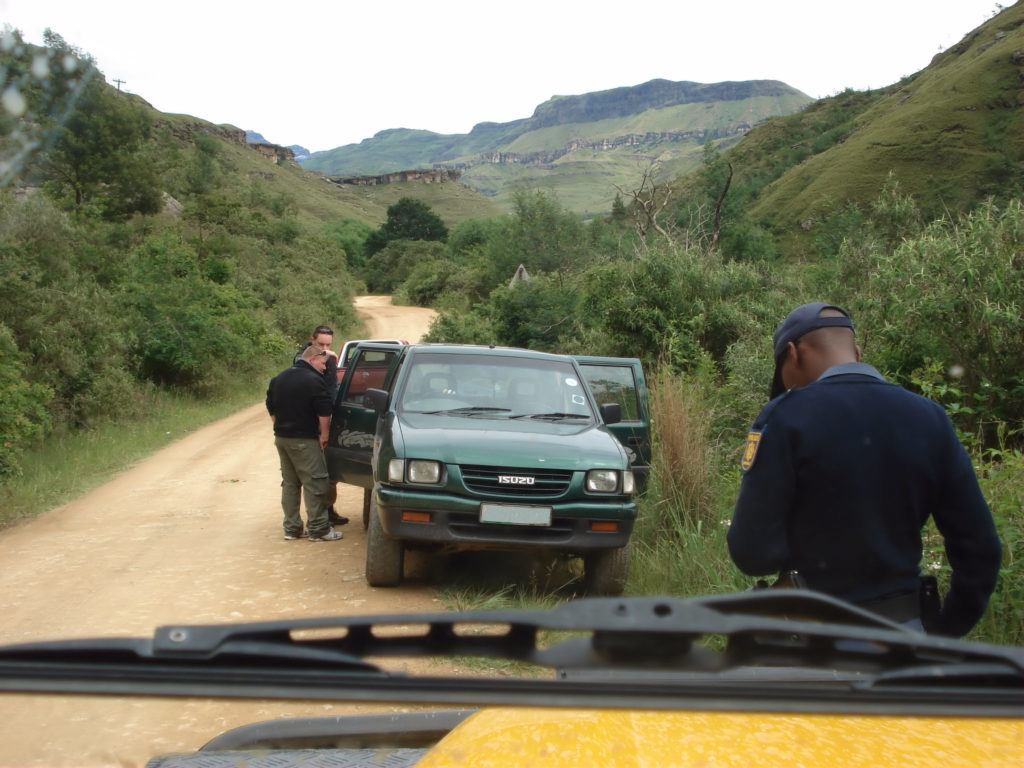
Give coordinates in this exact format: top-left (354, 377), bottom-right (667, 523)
top-left (460, 465), bottom-right (573, 498)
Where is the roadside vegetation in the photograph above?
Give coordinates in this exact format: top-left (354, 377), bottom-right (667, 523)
top-left (388, 169), bottom-right (1023, 646)
top-left (0, 31), bottom-right (364, 505)
top-left (0, 372), bottom-right (278, 527)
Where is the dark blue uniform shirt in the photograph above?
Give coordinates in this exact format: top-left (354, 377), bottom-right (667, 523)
top-left (729, 363), bottom-right (1001, 637)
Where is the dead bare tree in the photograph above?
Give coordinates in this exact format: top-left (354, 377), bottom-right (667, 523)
top-left (709, 162), bottom-right (733, 250)
top-left (615, 161), bottom-right (676, 249)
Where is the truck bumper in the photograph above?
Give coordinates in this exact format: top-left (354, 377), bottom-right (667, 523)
top-left (376, 486), bottom-right (635, 551)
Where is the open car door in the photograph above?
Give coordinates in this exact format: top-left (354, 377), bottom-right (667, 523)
top-left (327, 344), bottom-right (405, 488)
top-left (573, 356), bottom-right (650, 487)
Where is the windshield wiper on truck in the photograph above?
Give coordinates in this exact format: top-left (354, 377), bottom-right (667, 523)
top-left (509, 412), bottom-right (592, 421)
top-left (0, 592), bottom-right (1020, 716)
top-left (416, 407), bottom-right (512, 416)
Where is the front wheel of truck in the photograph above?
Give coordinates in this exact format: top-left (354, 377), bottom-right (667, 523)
top-left (583, 543), bottom-right (629, 596)
top-left (366, 496), bottom-right (404, 587)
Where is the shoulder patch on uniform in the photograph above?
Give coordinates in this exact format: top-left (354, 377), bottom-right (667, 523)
top-left (740, 429), bottom-right (763, 472)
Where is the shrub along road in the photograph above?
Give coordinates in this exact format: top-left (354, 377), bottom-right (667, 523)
top-left (0, 296), bottom-right (440, 767)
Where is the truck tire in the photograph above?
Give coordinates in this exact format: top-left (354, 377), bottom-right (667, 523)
top-left (583, 544), bottom-right (629, 596)
top-left (362, 487), bottom-right (372, 531)
top-left (365, 496), bottom-right (403, 587)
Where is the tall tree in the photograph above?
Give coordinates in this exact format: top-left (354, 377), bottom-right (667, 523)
top-left (365, 197), bottom-right (448, 256)
top-left (40, 73), bottom-right (161, 219)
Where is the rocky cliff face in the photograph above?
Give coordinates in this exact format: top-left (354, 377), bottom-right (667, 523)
top-left (439, 125), bottom-right (752, 170)
top-left (328, 168), bottom-right (461, 186)
top-left (527, 79), bottom-right (803, 129)
top-left (249, 142), bottom-right (295, 164)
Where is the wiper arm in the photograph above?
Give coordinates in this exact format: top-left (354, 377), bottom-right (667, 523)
top-left (509, 412), bottom-right (591, 421)
top-left (0, 593), bottom-right (1021, 714)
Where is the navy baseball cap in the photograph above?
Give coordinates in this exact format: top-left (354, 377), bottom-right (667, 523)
top-left (770, 303), bottom-right (854, 398)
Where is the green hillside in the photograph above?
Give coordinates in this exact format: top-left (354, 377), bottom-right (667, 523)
top-left (674, 3), bottom-right (1024, 236)
top-left (0, 29), bottom-right (497, 483)
top-left (152, 113), bottom-right (501, 227)
top-left (301, 79), bottom-right (811, 214)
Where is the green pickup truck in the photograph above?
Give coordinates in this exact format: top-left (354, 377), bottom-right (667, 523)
top-left (327, 343), bottom-right (649, 595)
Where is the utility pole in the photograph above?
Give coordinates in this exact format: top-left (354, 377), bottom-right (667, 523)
top-left (113, 78), bottom-right (126, 91)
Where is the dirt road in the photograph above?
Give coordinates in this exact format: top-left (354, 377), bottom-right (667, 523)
top-left (0, 297), bottom-right (441, 767)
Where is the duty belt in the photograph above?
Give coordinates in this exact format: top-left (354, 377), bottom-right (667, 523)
top-left (858, 590), bottom-right (920, 623)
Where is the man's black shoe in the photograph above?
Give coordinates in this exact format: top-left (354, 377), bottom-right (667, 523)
top-left (327, 507), bottom-right (349, 526)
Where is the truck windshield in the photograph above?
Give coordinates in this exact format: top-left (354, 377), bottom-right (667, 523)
top-left (399, 353), bottom-right (593, 418)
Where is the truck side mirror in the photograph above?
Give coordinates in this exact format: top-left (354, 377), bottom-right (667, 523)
top-left (365, 388), bottom-right (389, 412)
top-left (599, 402), bottom-right (622, 425)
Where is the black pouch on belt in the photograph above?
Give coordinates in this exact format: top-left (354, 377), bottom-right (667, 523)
top-left (919, 575), bottom-right (942, 632)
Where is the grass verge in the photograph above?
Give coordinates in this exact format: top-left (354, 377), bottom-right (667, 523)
top-left (0, 368), bottom-right (277, 530)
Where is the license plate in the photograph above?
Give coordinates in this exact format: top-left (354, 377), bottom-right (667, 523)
top-left (479, 503), bottom-right (552, 526)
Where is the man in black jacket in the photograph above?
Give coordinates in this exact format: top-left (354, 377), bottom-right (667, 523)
top-left (266, 345), bottom-right (342, 541)
top-left (728, 303), bottom-right (1001, 636)
top-left (294, 324), bottom-right (348, 526)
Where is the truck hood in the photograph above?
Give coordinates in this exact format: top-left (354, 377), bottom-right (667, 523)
top-left (396, 413), bottom-right (626, 470)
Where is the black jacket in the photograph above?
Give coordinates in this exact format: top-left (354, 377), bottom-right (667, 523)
top-left (729, 364), bottom-right (1001, 637)
top-left (266, 361), bottom-right (332, 439)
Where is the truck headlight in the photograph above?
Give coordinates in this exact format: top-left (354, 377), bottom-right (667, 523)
top-left (586, 469), bottom-right (619, 493)
top-left (407, 459), bottom-right (442, 484)
top-left (388, 459), bottom-right (405, 483)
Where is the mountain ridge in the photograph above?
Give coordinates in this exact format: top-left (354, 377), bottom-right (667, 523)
top-left (301, 78), bottom-right (811, 213)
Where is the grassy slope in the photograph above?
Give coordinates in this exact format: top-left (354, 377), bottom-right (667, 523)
top-left (155, 113), bottom-right (501, 227)
top-left (747, 4), bottom-right (1024, 228)
top-left (463, 143), bottom-right (711, 215)
top-left (301, 128), bottom-right (463, 177)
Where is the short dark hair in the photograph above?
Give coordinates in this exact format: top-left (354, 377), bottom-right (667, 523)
top-left (312, 325), bottom-right (334, 337)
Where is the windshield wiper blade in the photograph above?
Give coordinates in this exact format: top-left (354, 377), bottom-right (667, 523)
top-left (0, 593), bottom-right (1021, 713)
top-left (418, 407), bottom-right (512, 416)
top-left (855, 662), bottom-right (1024, 690)
top-left (509, 412), bottom-right (591, 421)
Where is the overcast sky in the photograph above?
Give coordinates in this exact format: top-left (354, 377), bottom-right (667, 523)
top-left (1, 0), bottom-right (1004, 152)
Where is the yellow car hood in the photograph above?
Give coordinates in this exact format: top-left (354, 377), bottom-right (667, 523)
top-left (419, 707), bottom-right (1023, 767)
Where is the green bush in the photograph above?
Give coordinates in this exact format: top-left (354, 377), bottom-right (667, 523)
top-left (122, 233), bottom-right (261, 389)
top-left (0, 325), bottom-right (53, 477)
top-left (364, 239), bottom-right (447, 294)
top-left (485, 276), bottom-right (580, 351)
top-left (395, 259), bottom-right (456, 307)
top-left (854, 199), bottom-right (1024, 446)
top-left (973, 452), bottom-right (1024, 645)
top-left (322, 217), bottom-right (374, 271)
top-left (423, 310), bottom-right (497, 345)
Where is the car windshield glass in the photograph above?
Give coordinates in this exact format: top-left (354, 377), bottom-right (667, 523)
top-left (398, 353), bottom-right (593, 419)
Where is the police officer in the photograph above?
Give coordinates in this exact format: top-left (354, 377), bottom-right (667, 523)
top-left (728, 302), bottom-right (1001, 636)
top-left (267, 345), bottom-right (343, 542)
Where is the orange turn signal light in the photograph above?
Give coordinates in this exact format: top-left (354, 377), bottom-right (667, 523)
top-left (590, 521), bottom-right (619, 533)
top-left (401, 511), bottom-right (432, 524)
